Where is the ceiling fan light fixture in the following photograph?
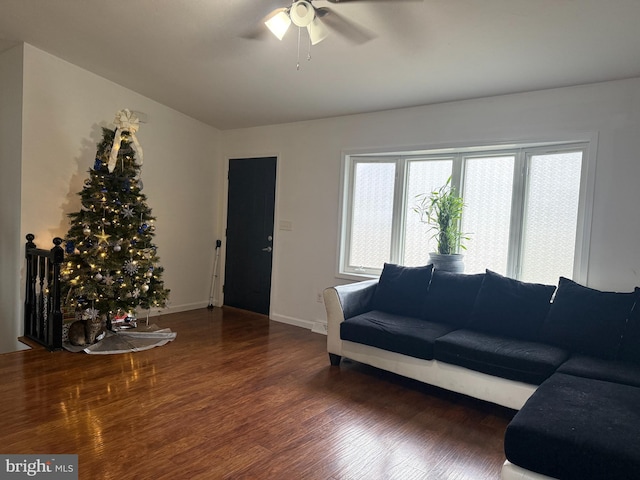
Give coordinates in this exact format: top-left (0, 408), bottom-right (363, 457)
top-left (307, 17), bottom-right (328, 45)
top-left (265, 10), bottom-right (291, 40)
top-left (290, 0), bottom-right (315, 27)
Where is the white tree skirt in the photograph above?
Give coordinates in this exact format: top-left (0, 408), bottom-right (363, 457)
top-left (63, 325), bottom-right (176, 354)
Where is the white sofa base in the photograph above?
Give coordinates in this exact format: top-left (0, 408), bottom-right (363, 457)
top-left (340, 340), bottom-right (537, 410)
top-left (502, 461), bottom-right (558, 480)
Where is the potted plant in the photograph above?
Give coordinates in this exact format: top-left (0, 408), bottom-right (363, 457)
top-left (413, 176), bottom-right (469, 272)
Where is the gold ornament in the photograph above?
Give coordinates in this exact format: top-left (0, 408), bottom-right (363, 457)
top-left (96, 228), bottom-right (111, 245)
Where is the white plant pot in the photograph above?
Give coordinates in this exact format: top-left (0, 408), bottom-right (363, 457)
top-left (428, 253), bottom-right (465, 273)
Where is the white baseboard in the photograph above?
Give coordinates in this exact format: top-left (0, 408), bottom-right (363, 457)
top-left (270, 313), bottom-right (315, 331)
top-left (168, 301), bottom-right (211, 312)
top-left (145, 301), bottom-right (210, 317)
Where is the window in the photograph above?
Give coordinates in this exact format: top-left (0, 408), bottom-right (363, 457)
top-left (339, 143), bottom-right (589, 285)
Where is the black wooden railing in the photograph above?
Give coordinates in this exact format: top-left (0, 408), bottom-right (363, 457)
top-left (24, 234), bottom-right (64, 350)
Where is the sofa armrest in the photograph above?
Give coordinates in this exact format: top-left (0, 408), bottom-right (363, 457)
top-left (323, 279), bottom-right (378, 358)
top-left (334, 279), bottom-right (378, 320)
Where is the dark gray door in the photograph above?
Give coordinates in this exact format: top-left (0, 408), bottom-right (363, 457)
top-left (223, 157), bottom-right (276, 315)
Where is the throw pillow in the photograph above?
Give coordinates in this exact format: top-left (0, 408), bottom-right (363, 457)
top-left (541, 278), bottom-right (639, 360)
top-left (467, 270), bottom-right (556, 341)
top-left (618, 289), bottom-right (640, 364)
top-left (372, 263), bottom-right (433, 318)
top-left (422, 270), bottom-right (485, 328)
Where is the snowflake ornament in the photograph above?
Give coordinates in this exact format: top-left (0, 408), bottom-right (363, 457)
top-left (123, 260), bottom-right (139, 276)
top-left (121, 206), bottom-right (135, 219)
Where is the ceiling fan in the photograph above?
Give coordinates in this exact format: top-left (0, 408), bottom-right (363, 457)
top-left (262, 0), bottom-right (420, 46)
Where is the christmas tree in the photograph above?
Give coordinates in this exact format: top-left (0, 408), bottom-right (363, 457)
top-left (62, 110), bottom-right (169, 321)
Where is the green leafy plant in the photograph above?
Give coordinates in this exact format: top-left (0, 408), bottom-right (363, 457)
top-left (413, 177), bottom-right (469, 255)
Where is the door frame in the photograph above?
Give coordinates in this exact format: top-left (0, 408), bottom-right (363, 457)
top-left (219, 154), bottom-right (280, 316)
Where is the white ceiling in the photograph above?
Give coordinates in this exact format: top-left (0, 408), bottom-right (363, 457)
top-left (1, 0), bottom-right (640, 130)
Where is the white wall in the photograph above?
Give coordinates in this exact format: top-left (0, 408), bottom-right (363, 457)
top-left (0, 43), bottom-right (221, 353)
top-left (221, 78), bottom-right (640, 331)
top-left (0, 44), bottom-right (26, 353)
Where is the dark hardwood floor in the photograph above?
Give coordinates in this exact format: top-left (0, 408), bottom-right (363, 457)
top-left (0, 308), bottom-right (515, 479)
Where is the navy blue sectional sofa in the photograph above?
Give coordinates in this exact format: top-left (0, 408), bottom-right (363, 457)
top-left (323, 264), bottom-right (640, 480)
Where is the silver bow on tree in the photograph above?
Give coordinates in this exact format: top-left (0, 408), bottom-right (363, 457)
top-left (107, 109), bottom-right (144, 173)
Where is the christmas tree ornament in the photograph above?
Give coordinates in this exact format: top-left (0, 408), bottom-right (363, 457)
top-left (121, 206), bottom-right (134, 218)
top-left (94, 273), bottom-right (103, 281)
top-left (107, 109), bottom-right (144, 173)
top-left (82, 226), bottom-right (91, 236)
top-left (113, 244), bottom-right (122, 252)
top-left (123, 259), bottom-right (139, 276)
top-left (96, 228), bottom-right (111, 245)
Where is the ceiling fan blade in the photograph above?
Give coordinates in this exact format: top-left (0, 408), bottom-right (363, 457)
top-left (315, 7), bottom-right (376, 44)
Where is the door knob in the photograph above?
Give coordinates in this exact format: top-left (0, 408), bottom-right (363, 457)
top-left (262, 246), bottom-right (272, 252)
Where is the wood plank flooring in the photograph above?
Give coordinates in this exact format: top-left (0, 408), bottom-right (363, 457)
top-left (0, 308), bottom-right (515, 479)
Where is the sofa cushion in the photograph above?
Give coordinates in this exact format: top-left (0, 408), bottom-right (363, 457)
top-left (505, 372), bottom-right (640, 480)
top-left (422, 271), bottom-right (484, 328)
top-left (557, 354), bottom-right (640, 388)
top-left (618, 289), bottom-right (640, 365)
top-left (434, 329), bottom-right (569, 385)
top-left (541, 277), bottom-right (639, 360)
top-left (467, 270), bottom-right (556, 341)
top-left (372, 263), bottom-right (433, 318)
top-left (340, 310), bottom-right (455, 360)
